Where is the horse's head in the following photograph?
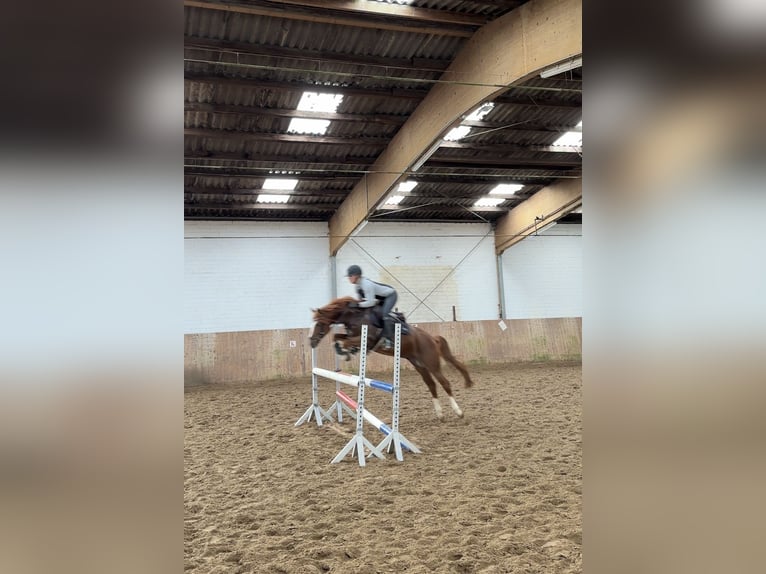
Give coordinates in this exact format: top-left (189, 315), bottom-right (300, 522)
top-left (308, 296), bottom-right (359, 348)
top-left (309, 307), bottom-right (332, 348)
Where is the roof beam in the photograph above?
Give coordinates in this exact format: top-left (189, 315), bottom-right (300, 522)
top-left (184, 1), bottom-right (479, 37)
top-left (185, 202), bottom-right (339, 212)
top-left (327, 0), bottom-right (582, 254)
top-left (185, 74), bottom-right (580, 109)
top-left (184, 128), bottom-right (390, 147)
top-left (184, 151), bottom-right (375, 166)
top-left (494, 177), bottom-right (581, 255)
top-left (438, 141), bottom-right (582, 154)
top-left (185, 189), bottom-right (350, 198)
top-left (185, 102), bottom-right (407, 125)
top-left (185, 36), bottom-right (451, 72)
top-left (429, 156), bottom-right (581, 169)
top-left (184, 73), bottom-right (428, 99)
top-left (184, 103), bottom-right (580, 129)
top-left (263, 0), bottom-right (487, 26)
top-left (185, 128), bottom-right (582, 156)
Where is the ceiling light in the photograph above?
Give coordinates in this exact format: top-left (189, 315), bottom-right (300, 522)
top-left (397, 180), bottom-right (417, 192)
top-left (465, 102), bottom-right (495, 122)
top-left (296, 92), bottom-right (343, 113)
top-left (539, 56), bottom-right (582, 78)
top-left (287, 118), bottom-right (330, 135)
top-left (444, 126), bottom-right (471, 141)
top-left (489, 183), bottom-right (523, 195)
top-left (262, 178), bottom-right (298, 191)
top-left (385, 195), bottom-right (405, 205)
top-left (552, 131), bottom-right (582, 147)
top-left (256, 194), bottom-right (290, 203)
top-left (474, 197), bottom-right (506, 207)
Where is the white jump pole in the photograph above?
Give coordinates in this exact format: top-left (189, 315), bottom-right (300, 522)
top-left (294, 347), bottom-right (333, 427)
top-left (331, 325), bottom-right (386, 466)
top-left (377, 323), bottom-right (422, 460)
top-left (312, 368), bottom-right (394, 394)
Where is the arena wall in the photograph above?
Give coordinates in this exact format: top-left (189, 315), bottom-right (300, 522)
top-left (501, 223), bottom-right (582, 319)
top-left (184, 220), bottom-right (581, 384)
top-left (184, 317), bottom-right (581, 384)
top-left (184, 221), bottom-right (332, 333)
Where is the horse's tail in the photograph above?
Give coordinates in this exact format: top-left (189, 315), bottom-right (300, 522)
top-left (435, 336), bottom-right (474, 388)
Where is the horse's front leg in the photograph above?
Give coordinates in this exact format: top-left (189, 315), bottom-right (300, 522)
top-left (332, 333), bottom-right (356, 360)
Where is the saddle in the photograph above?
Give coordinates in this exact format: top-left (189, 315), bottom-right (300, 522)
top-left (368, 307), bottom-right (410, 336)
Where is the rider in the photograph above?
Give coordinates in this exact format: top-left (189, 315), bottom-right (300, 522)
top-left (346, 264), bottom-right (398, 350)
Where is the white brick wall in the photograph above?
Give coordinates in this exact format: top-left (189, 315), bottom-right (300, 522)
top-left (185, 219), bottom-right (580, 333)
top-left (336, 221), bottom-right (498, 323)
top-left (185, 221), bottom-right (332, 333)
top-left (500, 223), bottom-right (582, 319)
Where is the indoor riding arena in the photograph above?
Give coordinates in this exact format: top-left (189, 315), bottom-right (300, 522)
top-left (184, 0), bottom-right (582, 572)
top-left (185, 360), bottom-right (581, 574)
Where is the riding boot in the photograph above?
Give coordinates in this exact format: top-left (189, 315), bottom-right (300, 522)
top-left (381, 318), bottom-right (394, 350)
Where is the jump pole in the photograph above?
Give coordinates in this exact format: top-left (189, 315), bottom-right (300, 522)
top-left (331, 325), bottom-right (386, 466)
top-left (312, 368), bottom-right (394, 393)
top-left (294, 347), bottom-right (333, 427)
top-left (334, 388), bottom-right (416, 455)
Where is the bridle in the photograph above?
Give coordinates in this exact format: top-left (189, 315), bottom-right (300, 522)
top-left (310, 318), bottom-right (331, 347)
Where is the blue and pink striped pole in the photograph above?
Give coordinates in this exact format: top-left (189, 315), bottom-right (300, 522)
top-left (335, 390), bottom-right (392, 435)
top-left (335, 390), bottom-right (412, 452)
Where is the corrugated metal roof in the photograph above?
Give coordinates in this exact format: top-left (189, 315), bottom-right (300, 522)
top-left (184, 0), bottom-right (580, 224)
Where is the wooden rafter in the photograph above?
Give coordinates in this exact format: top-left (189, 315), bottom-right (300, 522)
top-left (184, 0), bottom-right (480, 37)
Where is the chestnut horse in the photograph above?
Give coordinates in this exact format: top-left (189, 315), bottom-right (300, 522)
top-left (309, 296), bottom-right (474, 420)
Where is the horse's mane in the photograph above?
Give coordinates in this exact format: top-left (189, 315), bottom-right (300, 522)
top-left (315, 296), bottom-right (357, 320)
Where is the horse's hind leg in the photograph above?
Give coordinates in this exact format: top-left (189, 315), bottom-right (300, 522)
top-left (431, 368), bottom-right (464, 418)
top-left (410, 362), bottom-right (445, 421)
top-left (421, 351), bottom-right (464, 418)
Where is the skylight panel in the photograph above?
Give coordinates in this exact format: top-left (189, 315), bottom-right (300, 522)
top-left (397, 180), bottom-right (417, 192)
top-left (256, 194), bottom-right (290, 204)
top-left (385, 195), bottom-right (405, 205)
top-left (474, 197), bottom-right (506, 207)
top-left (489, 183), bottom-right (523, 195)
top-left (444, 126), bottom-right (471, 141)
top-left (287, 118), bottom-right (330, 135)
top-left (465, 102), bottom-right (495, 121)
top-left (262, 178), bottom-right (298, 191)
top-left (296, 92), bottom-right (343, 113)
top-left (552, 130), bottom-right (582, 147)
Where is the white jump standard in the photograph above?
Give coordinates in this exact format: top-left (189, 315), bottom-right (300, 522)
top-left (296, 323), bottom-right (420, 465)
top-left (329, 326), bottom-right (386, 466)
top-left (294, 346), bottom-right (334, 427)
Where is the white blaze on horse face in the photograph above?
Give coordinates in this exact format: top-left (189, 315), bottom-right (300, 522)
top-left (310, 321), bottom-right (322, 344)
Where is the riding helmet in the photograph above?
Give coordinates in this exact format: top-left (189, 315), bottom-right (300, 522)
top-left (346, 264), bottom-right (362, 277)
